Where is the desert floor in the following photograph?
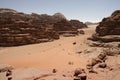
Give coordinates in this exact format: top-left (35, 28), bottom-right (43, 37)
top-left (0, 25), bottom-right (96, 70)
top-left (2, 25), bottom-right (120, 80)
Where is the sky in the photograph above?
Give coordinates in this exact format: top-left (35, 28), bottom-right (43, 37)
top-left (0, 0), bottom-right (120, 22)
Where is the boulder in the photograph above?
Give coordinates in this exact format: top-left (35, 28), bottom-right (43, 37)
top-left (98, 62), bottom-right (107, 68)
top-left (52, 69), bottom-right (57, 73)
top-left (79, 30), bottom-right (85, 34)
top-left (74, 68), bottom-right (83, 76)
top-left (97, 53), bottom-right (106, 60)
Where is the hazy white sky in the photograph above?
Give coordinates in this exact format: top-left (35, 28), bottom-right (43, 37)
top-left (0, 0), bottom-right (120, 22)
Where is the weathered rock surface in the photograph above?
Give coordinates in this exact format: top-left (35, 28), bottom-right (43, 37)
top-left (103, 47), bottom-right (120, 56)
top-left (90, 34), bottom-right (120, 42)
top-left (90, 10), bottom-right (120, 42)
top-left (74, 68), bottom-right (87, 80)
top-left (86, 39), bottom-right (120, 48)
top-left (0, 64), bottom-right (14, 72)
top-left (79, 30), bottom-right (85, 34)
top-left (96, 10), bottom-right (120, 36)
top-left (98, 62), bottom-right (107, 68)
top-left (53, 19), bottom-right (80, 35)
top-left (70, 20), bottom-right (87, 29)
top-left (53, 19), bottom-right (76, 31)
top-left (0, 8), bottom-right (62, 46)
top-left (0, 8), bottom-right (86, 46)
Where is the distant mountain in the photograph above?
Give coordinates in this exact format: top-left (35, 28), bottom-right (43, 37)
top-left (85, 21), bottom-right (99, 25)
top-left (70, 20), bottom-right (87, 29)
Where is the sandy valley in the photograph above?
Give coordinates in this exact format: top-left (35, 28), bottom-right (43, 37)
top-left (0, 25), bottom-right (97, 80)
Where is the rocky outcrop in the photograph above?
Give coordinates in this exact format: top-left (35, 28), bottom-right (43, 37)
top-left (53, 19), bottom-right (87, 33)
top-left (53, 19), bottom-right (79, 35)
top-left (79, 30), bottom-right (85, 34)
top-left (90, 10), bottom-right (120, 42)
top-left (0, 9), bottom-right (65, 46)
top-left (53, 12), bottom-right (66, 21)
top-left (90, 34), bottom-right (120, 42)
top-left (0, 8), bottom-right (86, 46)
top-left (70, 20), bottom-right (87, 29)
top-left (0, 64), bottom-right (14, 72)
top-left (0, 18), bottom-right (59, 46)
top-left (96, 10), bottom-right (120, 36)
top-left (86, 40), bottom-right (120, 47)
top-left (53, 19), bottom-right (75, 31)
top-left (31, 12), bottom-right (66, 25)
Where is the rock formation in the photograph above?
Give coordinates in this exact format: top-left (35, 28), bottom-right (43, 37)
top-left (0, 8), bottom-right (60, 46)
top-left (53, 19), bottom-right (80, 35)
top-left (53, 12), bottom-right (66, 21)
top-left (96, 10), bottom-right (120, 36)
top-left (70, 20), bottom-right (87, 29)
top-left (0, 8), bottom-right (86, 46)
top-left (53, 19), bottom-right (76, 31)
top-left (90, 10), bottom-right (120, 42)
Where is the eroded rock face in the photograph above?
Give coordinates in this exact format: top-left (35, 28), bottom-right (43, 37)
top-left (0, 64), bottom-right (14, 72)
top-left (89, 10), bottom-right (120, 42)
top-left (0, 18), bottom-right (58, 46)
top-left (0, 8), bottom-right (86, 46)
top-left (53, 19), bottom-right (76, 31)
top-left (85, 21), bottom-right (99, 25)
top-left (70, 20), bottom-right (87, 29)
top-left (0, 9), bottom-right (67, 46)
top-left (96, 10), bottom-right (120, 36)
